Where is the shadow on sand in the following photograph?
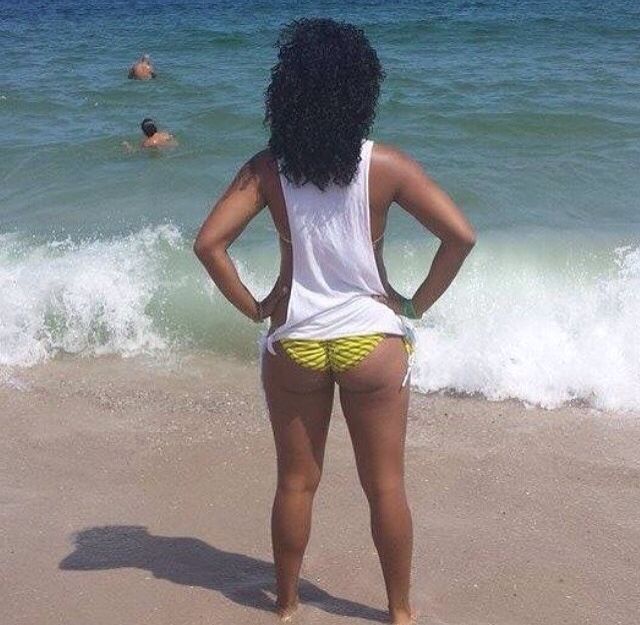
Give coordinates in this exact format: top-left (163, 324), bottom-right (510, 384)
top-left (59, 525), bottom-right (387, 622)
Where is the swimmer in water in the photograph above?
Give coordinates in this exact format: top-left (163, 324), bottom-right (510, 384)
top-left (140, 118), bottom-right (177, 148)
top-left (122, 118), bottom-right (177, 153)
top-left (128, 54), bottom-right (156, 80)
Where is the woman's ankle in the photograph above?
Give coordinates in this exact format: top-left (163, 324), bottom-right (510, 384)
top-left (275, 597), bottom-right (299, 621)
top-left (388, 603), bottom-right (414, 624)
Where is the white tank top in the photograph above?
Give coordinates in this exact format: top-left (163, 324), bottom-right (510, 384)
top-left (265, 138), bottom-right (407, 354)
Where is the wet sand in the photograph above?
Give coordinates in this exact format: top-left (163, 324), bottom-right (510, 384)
top-left (1, 353), bottom-right (639, 625)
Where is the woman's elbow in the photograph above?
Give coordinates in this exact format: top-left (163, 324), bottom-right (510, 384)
top-left (459, 227), bottom-right (477, 251)
top-left (445, 226), bottom-right (476, 253)
top-left (192, 236), bottom-right (208, 260)
top-left (193, 234), bottom-right (227, 263)
top-left (193, 235), bottom-right (217, 261)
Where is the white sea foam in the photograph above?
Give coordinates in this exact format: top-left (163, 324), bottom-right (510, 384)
top-left (408, 243), bottom-right (640, 411)
top-left (0, 225), bottom-right (181, 367)
top-left (1, 225), bottom-right (639, 411)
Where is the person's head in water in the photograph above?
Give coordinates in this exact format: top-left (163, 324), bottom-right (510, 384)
top-left (128, 54), bottom-right (156, 80)
top-left (141, 118), bottom-right (157, 138)
top-left (264, 18), bottom-right (384, 191)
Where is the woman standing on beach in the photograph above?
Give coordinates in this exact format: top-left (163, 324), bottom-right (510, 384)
top-left (194, 17), bottom-right (475, 625)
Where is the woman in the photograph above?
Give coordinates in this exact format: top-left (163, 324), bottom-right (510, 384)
top-left (194, 17), bottom-right (475, 625)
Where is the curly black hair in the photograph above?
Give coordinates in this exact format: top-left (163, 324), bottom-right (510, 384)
top-left (264, 18), bottom-right (385, 190)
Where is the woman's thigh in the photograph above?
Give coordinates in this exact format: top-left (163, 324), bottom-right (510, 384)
top-left (334, 336), bottom-right (410, 494)
top-left (261, 342), bottom-right (335, 484)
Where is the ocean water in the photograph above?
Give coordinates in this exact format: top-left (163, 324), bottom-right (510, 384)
top-left (1, 1), bottom-right (639, 410)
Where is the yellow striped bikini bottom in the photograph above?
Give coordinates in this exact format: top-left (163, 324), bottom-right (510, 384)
top-left (279, 333), bottom-right (413, 373)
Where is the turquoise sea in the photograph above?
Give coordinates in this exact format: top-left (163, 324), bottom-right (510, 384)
top-left (1, 1), bottom-right (639, 410)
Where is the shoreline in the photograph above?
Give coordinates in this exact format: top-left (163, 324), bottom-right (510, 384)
top-left (2, 353), bottom-right (639, 624)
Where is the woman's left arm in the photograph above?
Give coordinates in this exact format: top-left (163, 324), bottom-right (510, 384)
top-left (193, 152), bottom-right (286, 322)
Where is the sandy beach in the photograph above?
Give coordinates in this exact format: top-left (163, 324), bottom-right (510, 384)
top-left (1, 353), bottom-right (638, 625)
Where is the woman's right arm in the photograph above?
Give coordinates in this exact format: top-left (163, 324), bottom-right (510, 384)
top-left (379, 148), bottom-right (476, 317)
top-left (193, 152), bottom-right (287, 322)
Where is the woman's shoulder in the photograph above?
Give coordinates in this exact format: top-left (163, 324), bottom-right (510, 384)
top-left (236, 148), bottom-right (283, 200)
top-left (369, 141), bottom-right (425, 191)
top-left (243, 147), bottom-right (280, 178)
top-left (370, 141), bottom-right (419, 169)
top-left (230, 148), bottom-right (278, 189)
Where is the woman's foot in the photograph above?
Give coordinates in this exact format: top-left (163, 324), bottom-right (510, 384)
top-left (275, 600), bottom-right (299, 622)
top-left (389, 607), bottom-right (417, 625)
